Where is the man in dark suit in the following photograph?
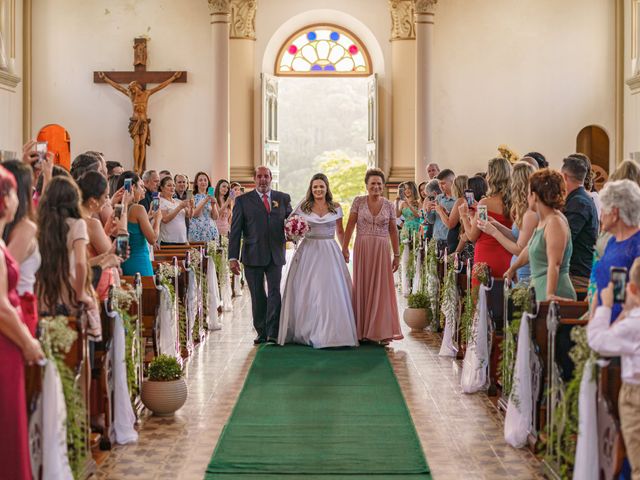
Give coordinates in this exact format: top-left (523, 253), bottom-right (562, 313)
top-left (229, 166), bottom-right (292, 344)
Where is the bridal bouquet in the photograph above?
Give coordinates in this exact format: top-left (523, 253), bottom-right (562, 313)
top-left (285, 215), bottom-right (310, 243)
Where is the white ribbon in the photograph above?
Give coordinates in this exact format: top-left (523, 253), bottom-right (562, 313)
top-left (157, 284), bottom-right (179, 358)
top-left (109, 309), bottom-right (138, 444)
top-left (186, 269), bottom-right (197, 350)
top-left (439, 281), bottom-right (459, 357)
top-left (207, 256), bottom-right (222, 330)
top-left (461, 284), bottom-right (490, 393)
top-left (42, 361), bottom-right (73, 480)
top-left (573, 358), bottom-right (598, 480)
top-left (504, 312), bottom-right (534, 448)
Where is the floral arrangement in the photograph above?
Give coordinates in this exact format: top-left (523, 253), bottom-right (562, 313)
top-left (112, 282), bottom-right (136, 312)
top-left (148, 354), bottom-right (183, 381)
top-left (285, 215), bottom-right (310, 243)
top-left (112, 281), bottom-right (141, 403)
top-left (39, 316), bottom-right (86, 479)
top-left (497, 144), bottom-right (520, 164)
top-left (157, 262), bottom-right (177, 303)
top-left (188, 248), bottom-right (202, 269)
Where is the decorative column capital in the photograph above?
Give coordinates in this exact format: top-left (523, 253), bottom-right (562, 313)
top-left (388, 0), bottom-right (415, 40)
top-left (415, 0), bottom-right (437, 15)
top-left (208, 0), bottom-right (231, 15)
top-left (230, 0), bottom-right (257, 40)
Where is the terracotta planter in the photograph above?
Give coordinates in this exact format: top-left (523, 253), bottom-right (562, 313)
top-left (403, 307), bottom-right (428, 332)
top-left (141, 378), bottom-right (188, 416)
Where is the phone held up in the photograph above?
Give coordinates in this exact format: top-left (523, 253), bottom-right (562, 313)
top-left (151, 191), bottom-right (160, 212)
top-left (114, 204), bottom-right (124, 220)
top-left (115, 234), bottom-right (129, 260)
top-left (464, 189), bottom-right (474, 208)
top-left (123, 178), bottom-right (132, 193)
top-left (186, 189), bottom-right (193, 201)
top-left (34, 141), bottom-right (48, 168)
top-left (477, 205), bottom-right (488, 223)
top-left (207, 186), bottom-right (215, 197)
top-left (611, 266), bottom-right (628, 303)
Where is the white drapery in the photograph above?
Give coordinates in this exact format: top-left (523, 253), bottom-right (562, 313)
top-left (460, 284), bottom-right (490, 393)
top-left (504, 312), bottom-right (534, 448)
top-left (157, 284), bottom-right (179, 358)
top-left (573, 358), bottom-right (598, 480)
top-left (42, 361), bottom-right (73, 480)
top-left (207, 256), bottom-right (223, 330)
top-left (186, 269), bottom-right (198, 350)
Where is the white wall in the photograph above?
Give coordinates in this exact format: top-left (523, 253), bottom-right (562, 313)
top-left (31, 0), bottom-right (212, 174)
top-left (624, 0), bottom-right (640, 161)
top-left (433, 0), bottom-right (616, 175)
top-left (30, 0), bottom-right (616, 178)
top-left (0, 0), bottom-right (23, 156)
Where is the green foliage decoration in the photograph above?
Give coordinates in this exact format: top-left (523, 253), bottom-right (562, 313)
top-left (407, 291), bottom-right (429, 309)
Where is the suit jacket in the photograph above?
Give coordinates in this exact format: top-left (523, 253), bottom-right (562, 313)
top-left (228, 189), bottom-right (292, 267)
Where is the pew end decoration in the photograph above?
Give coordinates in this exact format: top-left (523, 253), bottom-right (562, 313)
top-left (141, 354), bottom-right (188, 416)
top-left (403, 292), bottom-right (429, 332)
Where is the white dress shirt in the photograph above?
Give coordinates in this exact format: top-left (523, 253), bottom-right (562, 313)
top-left (588, 306), bottom-right (640, 385)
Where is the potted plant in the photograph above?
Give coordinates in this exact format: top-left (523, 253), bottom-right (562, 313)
top-left (403, 292), bottom-right (429, 332)
top-left (141, 355), bottom-right (188, 416)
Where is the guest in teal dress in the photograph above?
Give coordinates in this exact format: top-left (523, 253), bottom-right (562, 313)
top-left (396, 181), bottom-right (421, 296)
top-left (506, 169), bottom-right (575, 301)
top-left (117, 172), bottom-right (162, 277)
top-left (189, 172), bottom-right (220, 243)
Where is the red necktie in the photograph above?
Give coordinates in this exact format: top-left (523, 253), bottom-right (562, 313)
top-left (262, 193), bottom-right (271, 214)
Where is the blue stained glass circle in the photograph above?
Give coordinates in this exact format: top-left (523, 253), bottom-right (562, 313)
top-left (311, 64), bottom-right (322, 71)
top-left (307, 31), bottom-right (317, 41)
top-left (330, 31), bottom-right (340, 41)
top-left (324, 65), bottom-right (336, 71)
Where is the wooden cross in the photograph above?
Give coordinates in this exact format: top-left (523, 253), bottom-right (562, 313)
top-left (94, 38), bottom-right (187, 172)
top-left (93, 38), bottom-right (187, 89)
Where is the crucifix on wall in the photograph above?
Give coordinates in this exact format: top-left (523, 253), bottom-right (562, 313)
top-left (94, 38), bottom-right (187, 173)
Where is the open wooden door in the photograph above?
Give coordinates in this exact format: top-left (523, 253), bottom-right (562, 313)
top-left (366, 74), bottom-right (377, 168)
top-left (261, 73), bottom-right (280, 189)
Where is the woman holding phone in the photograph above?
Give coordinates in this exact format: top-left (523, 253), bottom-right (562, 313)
top-left (118, 172), bottom-right (161, 276)
top-left (189, 171), bottom-right (219, 242)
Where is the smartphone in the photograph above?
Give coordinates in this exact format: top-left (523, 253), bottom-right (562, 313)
top-left (611, 267), bottom-right (628, 303)
top-left (114, 204), bottom-right (124, 220)
top-left (207, 186), bottom-right (215, 196)
top-left (186, 189), bottom-right (193, 201)
top-left (115, 234), bottom-right (129, 260)
top-left (151, 191), bottom-right (160, 212)
top-left (428, 195), bottom-right (435, 202)
top-left (477, 205), bottom-right (488, 223)
top-left (123, 178), bottom-right (132, 193)
top-left (464, 189), bottom-right (475, 207)
top-left (229, 189), bottom-right (236, 200)
top-left (34, 141), bottom-right (47, 168)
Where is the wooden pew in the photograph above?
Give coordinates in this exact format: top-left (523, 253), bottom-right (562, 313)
top-left (597, 359), bottom-right (626, 480)
top-left (530, 299), bottom-right (588, 451)
top-left (486, 277), bottom-right (505, 397)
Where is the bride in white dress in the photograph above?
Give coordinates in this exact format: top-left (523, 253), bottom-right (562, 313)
top-left (278, 173), bottom-right (358, 348)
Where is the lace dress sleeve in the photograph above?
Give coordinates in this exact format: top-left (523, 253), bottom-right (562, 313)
top-left (351, 196), bottom-right (363, 215)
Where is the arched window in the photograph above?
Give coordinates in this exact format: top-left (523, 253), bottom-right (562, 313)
top-left (276, 24), bottom-right (371, 76)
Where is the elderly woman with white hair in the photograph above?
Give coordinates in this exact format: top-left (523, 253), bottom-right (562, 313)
top-left (591, 179), bottom-right (640, 323)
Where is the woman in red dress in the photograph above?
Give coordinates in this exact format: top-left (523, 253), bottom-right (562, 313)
top-left (0, 164), bottom-right (46, 480)
top-left (3, 160), bottom-right (40, 336)
top-left (459, 157), bottom-right (513, 279)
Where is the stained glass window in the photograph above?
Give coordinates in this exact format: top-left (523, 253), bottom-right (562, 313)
top-left (276, 25), bottom-right (371, 76)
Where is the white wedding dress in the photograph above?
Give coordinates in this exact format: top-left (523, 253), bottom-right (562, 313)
top-left (278, 206), bottom-right (358, 348)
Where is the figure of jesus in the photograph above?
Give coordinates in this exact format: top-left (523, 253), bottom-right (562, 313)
top-left (98, 71), bottom-right (182, 173)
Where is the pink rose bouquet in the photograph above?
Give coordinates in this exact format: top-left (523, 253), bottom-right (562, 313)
top-left (285, 215), bottom-right (310, 243)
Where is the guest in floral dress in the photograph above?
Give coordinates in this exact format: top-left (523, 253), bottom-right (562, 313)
top-left (189, 172), bottom-right (219, 242)
top-left (342, 168), bottom-right (403, 344)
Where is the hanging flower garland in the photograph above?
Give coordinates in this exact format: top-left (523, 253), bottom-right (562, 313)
top-left (542, 326), bottom-right (597, 478)
top-left (423, 238), bottom-right (439, 329)
top-left (39, 316), bottom-right (87, 479)
top-left (112, 282), bottom-right (140, 403)
top-left (459, 262), bottom-right (489, 344)
top-left (439, 254), bottom-right (458, 331)
top-left (209, 238), bottom-right (231, 293)
top-left (157, 262), bottom-right (176, 304)
top-left (499, 282), bottom-right (532, 402)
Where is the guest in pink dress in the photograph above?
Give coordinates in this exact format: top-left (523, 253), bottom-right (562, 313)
top-left (214, 179), bottom-right (233, 237)
top-left (0, 165), bottom-right (46, 480)
top-left (342, 168), bottom-right (403, 344)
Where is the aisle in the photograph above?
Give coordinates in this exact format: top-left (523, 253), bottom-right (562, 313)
top-left (95, 293), bottom-right (543, 480)
top-left (206, 344), bottom-right (430, 478)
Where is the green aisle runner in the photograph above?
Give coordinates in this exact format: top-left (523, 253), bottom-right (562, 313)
top-left (205, 344), bottom-right (431, 479)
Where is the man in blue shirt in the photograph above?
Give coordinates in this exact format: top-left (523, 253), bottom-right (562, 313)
top-left (425, 169), bottom-right (456, 253)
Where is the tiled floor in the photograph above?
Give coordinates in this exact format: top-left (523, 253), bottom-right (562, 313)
top-left (95, 291), bottom-right (544, 480)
